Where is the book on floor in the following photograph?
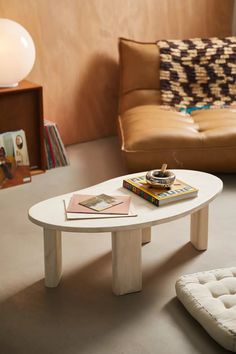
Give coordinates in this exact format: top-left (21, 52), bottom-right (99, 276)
top-left (123, 175), bottom-right (198, 206)
top-left (0, 130), bottom-right (31, 190)
top-left (66, 194), bottom-right (131, 215)
top-left (44, 120), bottom-right (69, 169)
top-left (63, 198), bottom-right (137, 220)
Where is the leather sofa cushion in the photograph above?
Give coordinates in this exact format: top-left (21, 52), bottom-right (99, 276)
top-left (176, 268), bottom-right (236, 352)
top-left (119, 89), bottom-right (161, 114)
top-left (119, 38), bottom-right (160, 94)
top-left (119, 38), bottom-right (161, 114)
top-left (119, 105), bottom-right (236, 151)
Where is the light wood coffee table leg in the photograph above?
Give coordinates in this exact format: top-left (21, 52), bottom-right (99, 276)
top-left (190, 205), bottom-right (209, 251)
top-left (142, 227), bottom-right (151, 244)
top-left (43, 228), bottom-right (62, 287)
top-left (112, 229), bottom-right (142, 295)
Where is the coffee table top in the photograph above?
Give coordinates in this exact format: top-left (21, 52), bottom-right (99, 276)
top-left (28, 170), bottom-right (223, 233)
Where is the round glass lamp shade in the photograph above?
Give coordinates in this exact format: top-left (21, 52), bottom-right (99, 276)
top-left (0, 19), bottom-right (35, 87)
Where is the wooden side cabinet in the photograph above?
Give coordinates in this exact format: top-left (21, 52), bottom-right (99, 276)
top-left (0, 80), bottom-right (46, 174)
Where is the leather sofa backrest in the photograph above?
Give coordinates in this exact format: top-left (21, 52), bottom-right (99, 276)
top-left (119, 38), bottom-right (161, 114)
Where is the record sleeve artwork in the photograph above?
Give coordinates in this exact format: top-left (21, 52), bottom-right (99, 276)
top-left (0, 130), bottom-right (31, 189)
top-left (157, 37), bottom-right (236, 108)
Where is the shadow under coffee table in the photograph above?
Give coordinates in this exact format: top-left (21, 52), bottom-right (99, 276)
top-left (28, 170), bottom-right (223, 295)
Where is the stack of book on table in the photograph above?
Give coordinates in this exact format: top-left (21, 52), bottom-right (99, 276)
top-left (123, 175), bottom-right (198, 206)
top-left (64, 193), bottom-right (137, 220)
top-left (44, 120), bottom-right (69, 169)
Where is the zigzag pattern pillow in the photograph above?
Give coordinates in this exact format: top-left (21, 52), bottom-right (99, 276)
top-left (157, 37), bottom-right (236, 108)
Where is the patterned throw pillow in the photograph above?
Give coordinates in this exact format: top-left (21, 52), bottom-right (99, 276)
top-left (157, 37), bottom-right (236, 108)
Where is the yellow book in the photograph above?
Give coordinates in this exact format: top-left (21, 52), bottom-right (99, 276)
top-left (123, 175), bottom-right (198, 206)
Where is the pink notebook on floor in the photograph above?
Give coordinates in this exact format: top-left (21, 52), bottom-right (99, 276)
top-left (66, 194), bottom-right (131, 215)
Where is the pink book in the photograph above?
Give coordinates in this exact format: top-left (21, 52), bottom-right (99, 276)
top-left (66, 194), bottom-right (131, 215)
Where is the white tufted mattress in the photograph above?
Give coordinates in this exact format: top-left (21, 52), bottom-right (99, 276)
top-left (176, 267), bottom-right (236, 352)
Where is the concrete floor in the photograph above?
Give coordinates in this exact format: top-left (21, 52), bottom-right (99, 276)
top-left (0, 136), bottom-right (235, 354)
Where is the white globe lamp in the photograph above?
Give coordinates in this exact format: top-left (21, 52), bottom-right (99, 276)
top-left (0, 18), bottom-right (35, 87)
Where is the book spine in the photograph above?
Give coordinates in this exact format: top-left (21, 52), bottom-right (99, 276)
top-left (44, 129), bottom-right (53, 169)
top-left (52, 123), bottom-right (69, 165)
top-left (45, 126), bottom-right (56, 168)
top-left (123, 180), bottom-right (159, 206)
top-left (51, 124), bottom-right (67, 166)
top-left (44, 139), bottom-right (50, 169)
top-left (48, 125), bottom-right (61, 167)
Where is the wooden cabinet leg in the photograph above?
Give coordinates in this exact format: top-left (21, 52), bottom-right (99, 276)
top-left (190, 205), bottom-right (209, 251)
top-left (43, 228), bottom-right (62, 287)
top-left (142, 227), bottom-right (151, 244)
top-left (112, 229), bottom-right (142, 295)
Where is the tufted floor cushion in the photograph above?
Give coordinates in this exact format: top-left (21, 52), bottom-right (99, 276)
top-left (118, 105), bottom-right (236, 172)
top-left (176, 268), bottom-right (236, 352)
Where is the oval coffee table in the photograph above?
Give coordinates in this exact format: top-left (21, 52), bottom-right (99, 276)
top-left (28, 170), bottom-right (223, 295)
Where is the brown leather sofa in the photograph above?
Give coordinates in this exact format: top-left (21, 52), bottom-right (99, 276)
top-left (118, 38), bottom-right (236, 172)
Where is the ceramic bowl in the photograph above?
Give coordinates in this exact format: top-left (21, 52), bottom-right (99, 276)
top-left (146, 169), bottom-right (176, 188)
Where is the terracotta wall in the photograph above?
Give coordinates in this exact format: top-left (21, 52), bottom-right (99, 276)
top-left (0, 0), bottom-right (234, 145)
top-left (232, 0), bottom-right (236, 35)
